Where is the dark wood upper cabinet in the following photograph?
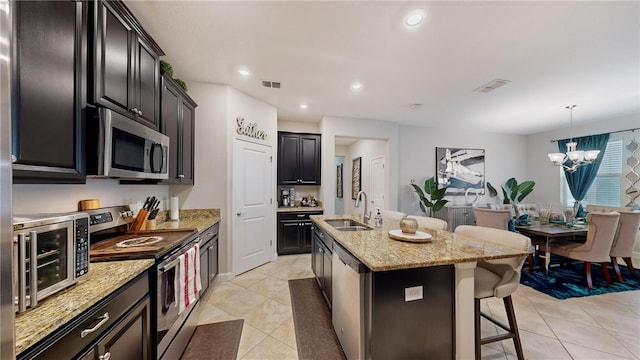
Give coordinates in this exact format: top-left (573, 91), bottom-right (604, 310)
top-left (277, 132), bottom-right (321, 185)
top-left (11, 0), bottom-right (87, 183)
top-left (91, 0), bottom-right (164, 130)
top-left (161, 74), bottom-right (197, 185)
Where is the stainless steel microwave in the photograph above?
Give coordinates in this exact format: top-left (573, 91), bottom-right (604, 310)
top-left (13, 212), bottom-right (90, 313)
top-left (87, 108), bottom-right (169, 180)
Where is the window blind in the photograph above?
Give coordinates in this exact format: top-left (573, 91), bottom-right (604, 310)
top-left (563, 140), bottom-right (623, 207)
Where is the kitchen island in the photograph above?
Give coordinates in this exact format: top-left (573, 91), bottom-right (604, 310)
top-left (311, 214), bottom-right (528, 360)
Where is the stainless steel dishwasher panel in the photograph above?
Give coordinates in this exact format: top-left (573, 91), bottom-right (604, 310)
top-left (332, 242), bottom-right (367, 360)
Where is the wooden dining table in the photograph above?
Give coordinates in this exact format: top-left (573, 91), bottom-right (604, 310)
top-left (515, 222), bottom-right (588, 276)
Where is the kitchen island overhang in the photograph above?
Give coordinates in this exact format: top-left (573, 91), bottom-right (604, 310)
top-left (310, 214), bottom-right (529, 360)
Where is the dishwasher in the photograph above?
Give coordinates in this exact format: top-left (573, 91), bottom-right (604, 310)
top-left (332, 241), bottom-right (367, 360)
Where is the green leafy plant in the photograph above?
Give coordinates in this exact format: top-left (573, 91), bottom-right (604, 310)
top-left (160, 60), bottom-right (174, 77)
top-left (174, 78), bottom-right (188, 92)
top-left (487, 177), bottom-right (535, 204)
top-left (410, 176), bottom-right (449, 214)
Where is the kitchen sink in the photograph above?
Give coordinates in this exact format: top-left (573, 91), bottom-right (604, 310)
top-left (325, 219), bottom-right (373, 231)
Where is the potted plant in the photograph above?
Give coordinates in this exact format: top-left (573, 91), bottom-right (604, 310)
top-left (486, 177), bottom-right (535, 204)
top-left (410, 176), bottom-right (449, 216)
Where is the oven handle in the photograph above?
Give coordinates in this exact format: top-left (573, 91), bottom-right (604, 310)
top-left (17, 234), bottom-right (27, 313)
top-left (158, 257), bottom-right (180, 273)
top-left (158, 237), bottom-right (201, 272)
top-left (29, 231), bottom-right (38, 308)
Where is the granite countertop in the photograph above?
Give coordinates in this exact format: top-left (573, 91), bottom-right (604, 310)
top-left (15, 259), bottom-right (155, 355)
top-left (154, 208), bottom-right (220, 232)
top-left (310, 214), bottom-right (528, 272)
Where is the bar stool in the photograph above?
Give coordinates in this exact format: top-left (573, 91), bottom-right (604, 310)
top-left (474, 207), bottom-right (536, 274)
top-left (455, 225), bottom-right (531, 360)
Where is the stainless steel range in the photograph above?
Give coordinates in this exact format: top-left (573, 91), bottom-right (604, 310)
top-left (87, 206), bottom-right (200, 360)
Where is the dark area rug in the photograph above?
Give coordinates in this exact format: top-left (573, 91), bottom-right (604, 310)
top-left (521, 256), bottom-right (640, 299)
top-left (180, 319), bottom-right (243, 360)
top-left (289, 278), bottom-right (346, 360)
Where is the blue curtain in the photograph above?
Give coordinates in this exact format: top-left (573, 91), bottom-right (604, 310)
top-left (558, 133), bottom-right (610, 217)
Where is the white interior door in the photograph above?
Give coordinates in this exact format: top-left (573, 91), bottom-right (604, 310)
top-left (233, 139), bottom-right (273, 275)
top-left (371, 157), bottom-right (385, 211)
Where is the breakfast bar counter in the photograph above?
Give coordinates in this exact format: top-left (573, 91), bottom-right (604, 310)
top-left (310, 214), bottom-right (528, 360)
top-left (310, 214), bottom-right (527, 270)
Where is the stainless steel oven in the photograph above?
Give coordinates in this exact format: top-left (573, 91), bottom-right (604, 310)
top-left (156, 237), bottom-right (201, 359)
top-left (12, 213), bottom-right (90, 313)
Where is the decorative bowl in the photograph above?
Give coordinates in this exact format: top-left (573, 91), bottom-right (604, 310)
top-left (399, 217), bottom-right (418, 234)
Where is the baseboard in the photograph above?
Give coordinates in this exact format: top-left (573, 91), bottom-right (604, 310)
top-left (216, 272), bottom-right (234, 281)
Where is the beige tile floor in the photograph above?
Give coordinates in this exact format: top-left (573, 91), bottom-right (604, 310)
top-left (197, 254), bottom-right (640, 360)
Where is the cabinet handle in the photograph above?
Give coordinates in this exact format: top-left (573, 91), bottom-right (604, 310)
top-left (81, 312), bottom-right (110, 338)
top-left (297, 214), bottom-right (306, 218)
top-left (11, 154), bottom-right (16, 163)
top-left (99, 352), bottom-right (111, 360)
top-left (137, 109), bottom-right (143, 116)
top-left (178, 174), bottom-right (185, 178)
top-left (131, 107), bottom-right (138, 114)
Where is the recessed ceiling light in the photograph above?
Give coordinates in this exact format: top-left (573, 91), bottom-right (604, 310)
top-left (405, 10), bottom-right (426, 27)
top-left (299, 104), bottom-right (308, 110)
top-left (350, 82), bottom-right (363, 92)
top-left (238, 68), bottom-right (250, 77)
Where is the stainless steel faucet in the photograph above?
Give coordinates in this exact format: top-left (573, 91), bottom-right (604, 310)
top-left (355, 191), bottom-right (370, 223)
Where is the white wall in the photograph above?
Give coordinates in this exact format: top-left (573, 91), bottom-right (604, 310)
top-left (277, 120), bottom-right (319, 133)
top-left (525, 114), bottom-right (639, 205)
top-left (398, 125), bottom-right (528, 215)
top-left (342, 139), bottom-right (389, 215)
top-left (320, 116), bottom-right (399, 216)
top-left (13, 180), bottom-right (169, 214)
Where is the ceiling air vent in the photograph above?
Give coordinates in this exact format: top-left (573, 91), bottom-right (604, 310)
top-left (473, 79), bottom-right (511, 93)
top-left (261, 80), bottom-right (281, 89)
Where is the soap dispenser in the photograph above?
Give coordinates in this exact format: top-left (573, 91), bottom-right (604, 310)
top-left (374, 209), bottom-right (383, 228)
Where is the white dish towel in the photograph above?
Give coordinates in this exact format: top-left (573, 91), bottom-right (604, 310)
top-left (177, 243), bottom-right (201, 314)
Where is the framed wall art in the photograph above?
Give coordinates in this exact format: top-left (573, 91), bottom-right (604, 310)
top-left (436, 147), bottom-right (485, 195)
top-left (336, 164), bottom-right (343, 198)
top-left (352, 157), bottom-right (362, 199)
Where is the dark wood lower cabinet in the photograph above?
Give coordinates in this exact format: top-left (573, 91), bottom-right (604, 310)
top-left (79, 296), bottom-right (151, 360)
top-left (311, 223), bottom-right (332, 307)
top-left (277, 211), bottom-right (322, 255)
top-left (18, 272), bottom-right (150, 360)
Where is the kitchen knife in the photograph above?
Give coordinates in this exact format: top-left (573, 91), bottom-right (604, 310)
top-left (147, 208), bottom-right (160, 220)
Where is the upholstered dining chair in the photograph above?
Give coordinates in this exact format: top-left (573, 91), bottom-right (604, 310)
top-left (379, 209), bottom-right (406, 221)
top-left (455, 225), bottom-right (531, 360)
top-left (586, 205), bottom-right (640, 281)
top-left (547, 212), bottom-right (620, 289)
top-left (473, 207), bottom-right (512, 229)
top-left (473, 207), bottom-right (536, 274)
top-left (610, 210), bottom-right (640, 281)
top-left (514, 203), bottom-right (538, 218)
top-left (406, 215), bottom-right (447, 231)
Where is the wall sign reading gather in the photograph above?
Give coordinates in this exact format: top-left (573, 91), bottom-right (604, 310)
top-left (236, 117), bottom-right (267, 140)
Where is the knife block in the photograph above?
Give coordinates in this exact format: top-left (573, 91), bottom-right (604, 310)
top-left (130, 209), bottom-right (149, 231)
top-left (142, 219), bottom-right (156, 230)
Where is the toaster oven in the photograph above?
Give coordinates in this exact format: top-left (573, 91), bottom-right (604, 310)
top-left (13, 212), bottom-right (90, 313)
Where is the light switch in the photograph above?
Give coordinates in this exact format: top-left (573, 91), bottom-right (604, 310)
top-left (405, 286), bottom-right (423, 302)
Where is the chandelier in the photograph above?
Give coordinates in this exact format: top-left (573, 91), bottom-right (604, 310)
top-left (548, 105), bottom-right (600, 173)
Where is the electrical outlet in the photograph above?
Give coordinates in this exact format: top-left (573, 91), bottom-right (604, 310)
top-left (405, 286), bottom-right (423, 302)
